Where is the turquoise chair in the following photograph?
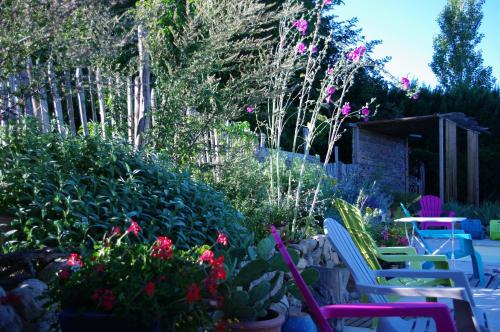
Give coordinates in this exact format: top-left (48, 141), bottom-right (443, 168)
top-left (400, 203), bottom-right (485, 286)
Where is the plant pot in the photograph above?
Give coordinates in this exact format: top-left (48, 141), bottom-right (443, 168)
top-left (59, 310), bottom-right (161, 332)
top-left (227, 309), bottom-right (286, 332)
top-left (283, 311), bottom-right (317, 332)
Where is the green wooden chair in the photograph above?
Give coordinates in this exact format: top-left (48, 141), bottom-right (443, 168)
top-left (334, 198), bottom-right (451, 288)
top-left (490, 220), bottom-right (500, 240)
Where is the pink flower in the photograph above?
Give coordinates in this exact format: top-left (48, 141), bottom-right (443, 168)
top-left (127, 219), bottom-right (142, 237)
top-left (110, 226), bottom-right (121, 236)
top-left (327, 67), bottom-right (334, 75)
top-left (151, 236), bottom-right (173, 260)
top-left (401, 76), bottom-right (410, 90)
top-left (411, 93), bottom-right (419, 100)
top-left (67, 253), bottom-right (84, 268)
top-left (309, 45), bottom-right (318, 54)
top-left (144, 282), bottom-right (156, 297)
top-left (361, 107), bottom-right (370, 117)
top-left (326, 86), bottom-right (336, 95)
top-left (341, 102), bottom-right (351, 115)
top-left (246, 106), bottom-right (254, 113)
top-left (381, 229), bottom-right (389, 241)
top-left (199, 250), bottom-right (215, 264)
top-left (325, 94), bottom-right (333, 103)
top-left (58, 268), bottom-right (70, 280)
top-left (296, 42), bottom-right (306, 54)
top-left (346, 45), bottom-right (366, 63)
top-left (216, 231), bottom-right (229, 246)
top-left (324, 0), bottom-right (333, 4)
top-left (292, 19), bottom-right (308, 35)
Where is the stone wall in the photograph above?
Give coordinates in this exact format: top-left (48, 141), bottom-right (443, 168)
top-left (353, 128), bottom-right (407, 193)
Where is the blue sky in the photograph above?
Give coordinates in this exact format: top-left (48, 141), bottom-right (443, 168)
top-left (333, 0), bottom-right (500, 87)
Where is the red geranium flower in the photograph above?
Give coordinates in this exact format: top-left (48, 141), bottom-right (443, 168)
top-left (215, 320), bottom-right (226, 332)
top-left (204, 275), bottom-right (218, 295)
top-left (199, 250), bottom-right (214, 264)
top-left (144, 282), bottom-right (156, 297)
top-left (151, 236), bottom-right (173, 260)
top-left (91, 289), bottom-right (115, 310)
top-left (212, 265), bottom-right (226, 281)
top-left (66, 253), bottom-right (84, 268)
top-left (110, 226), bottom-right (121, 236)
top-left (127, 219), bottom-right (142, 237)
top-left (57, 268), bottom-right (70, 280)
top-left (216, 231), bottom-right (229, 246)
top-left (187, 283), bottom-right (201, 303)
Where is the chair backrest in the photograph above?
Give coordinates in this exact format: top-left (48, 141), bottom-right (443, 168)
top-left (270, 226), bottom-right (333, 332)
top-left (323, 219), bottom-right (386, 304)
top-left (419, 195), bottom-right (443, 217)
top-left (334, 199), bottom-right (382, 271)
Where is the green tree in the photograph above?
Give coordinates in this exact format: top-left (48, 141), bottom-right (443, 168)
top-left (430, 0), bottom-right (495, 91)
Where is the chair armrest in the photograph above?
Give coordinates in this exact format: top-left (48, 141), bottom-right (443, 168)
top-left (418, 233), bottom-right (472, 240)
top-left (356, 283), bottom-right (469, 302)
top-left (373, 269), bottom-right (475, 305)
top-left (377, 246), bottom-right (417, 255)
top-left (319, 303), bottom-right (456, 332)
top-left (376, 253), bottom-right (449, 269)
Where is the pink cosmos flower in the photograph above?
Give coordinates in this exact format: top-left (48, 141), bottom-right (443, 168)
top-left (216, 231), bottom-right (229, 246)
top-left (326, 86), bottom-right (336, 95)
top-left (324, 0), bottom-right (333, 4)
top-left (309, 45), bottom-right (318, 54)
top-left (246, 106), bottom-right (254, 113)
top-left (411, 93), bottom-right (419, 100)
top-left (292, 19), bottom-right (308, 35)
top-left (327, 67), bottom-right (334, 75)
top-left (199, 250), bottom-right (215, 264)
top-left (346, 45), bottom-right (366, 63)
top-left (361, 107), bottom-right (370, 117)
top-left (401, 76), bottom-right (410, 90)
top-left (341, 102), bottom-right (351, 115)
top-left (296, 42), bottom-right (306, 54)
top-left (127, 219), bottom-right (141, 237)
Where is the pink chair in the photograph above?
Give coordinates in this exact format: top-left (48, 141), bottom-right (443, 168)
top-left (270, 226), bottom-right (457, 332)
top-left (419, 195), bottom-right (455, 230)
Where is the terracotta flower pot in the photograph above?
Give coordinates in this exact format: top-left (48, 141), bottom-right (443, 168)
top-left (227, 310), bottom-right (286, 332)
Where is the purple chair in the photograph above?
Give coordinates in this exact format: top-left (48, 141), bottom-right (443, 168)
top-left (270, 226), bottom-right (457, 332)
top-left (419, 195), bottom-right (455, 230)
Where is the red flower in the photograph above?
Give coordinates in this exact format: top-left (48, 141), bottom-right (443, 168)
top-left (127, 219), bottom-right (142, 237)
top-left (216, 231), bottom-right (229, 246)
top-left (199, 250), bottom-right (214, 264)
top-left (66, 253), bottom-right (84, 268)
top-left (151, 236), bottom-right (173, 260)
top-left (110, 226), bottom-right (121, 236)
top-left (144, 282), bottom-right (156, 297)
top-left (216, 295), bottom-right (224, 308)
top-left (204, 276), bottom-right (218, 295)
top-left (211, 256), bottom-right (224, 268)
top-left (212, 264), bottom-right (226, 281)
top-left (187, 283), bottom-right (201, 303)
top-left (215, 320), bottom-right (226, 332)
top-left (91, 289), bottom-right (115, 310)
top-left (58, 268), bottom-right (70, 280)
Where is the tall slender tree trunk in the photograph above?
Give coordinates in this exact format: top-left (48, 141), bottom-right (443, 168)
top-left (0, 80), bottom-right (7, 127)
top-left (8, 74), bottom-right (19, 121)
top-left (95, 67), bottom-right (107, 139)
top-left (47, 62), bottom-right (67, 137)
top-left (63, 71), bottom-right (77, 135)
top-left (133, 76), bottom-right (141, 141)
top-left (75, 68), bottom-right (89, 136)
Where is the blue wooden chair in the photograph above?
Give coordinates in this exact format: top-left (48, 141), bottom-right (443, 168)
top-left (461, 219), bottom-right (485, 239)
top-left (400, 203), bottom-right (485, 286)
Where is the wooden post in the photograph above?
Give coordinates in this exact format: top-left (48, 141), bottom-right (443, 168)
top-left (467, 130), bottom-right (480, 205)
top-left (26, 58), bottom-right (39, 122)
top-left (135, 23), bottom-right (151, 149)
top-left (48, 62), bottom-right (67, 137)
top-left (439, 117), bottom-right (445, 201)
top-left (87, 67), bottom-right (98, 135)
top-left (445, 119), bottom-right (457, 202)
top-left (151, 88), bottom-right (156, 128)
top-left (63, 71), bottom-right (77, 135)
top-left (95, 67), bottom-right (107, 139)
top-left (20, 69), bottom-right (34, 117)
top-left (127, 77), bottom-right (134, 144)
top-left (75, 68), bottom-right (89, 136)
top-left (107, 77), bottom-right (115, 133)
top-left (8, 74), bottom-right (19, 120)
top-left (0, 80), bottom-right (7, 127)
top-left (37, 63), bottom-right (50, 133)
top-left (133, 76), bottom-right (140, 140)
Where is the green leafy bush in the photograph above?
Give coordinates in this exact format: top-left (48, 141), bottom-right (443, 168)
top-left (444, 201), bottom-right (500, 226)
top-left (0, 122), bottom-right (246, 251)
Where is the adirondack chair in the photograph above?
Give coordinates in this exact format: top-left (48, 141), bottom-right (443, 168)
top-left (400, 203), bottom-right (485, 286)
top-left (324, 218), bottom-right (492, 332)
top-left (334, 199), bottom-right (452, 290)
top-left (418, 195), bottom-right (455, 230)
top-left (461, 219), bottom-right (485, 239)
top-left (270, 226), bottom-right (457, 332)
top-left (490, 220), bottom-right (500, 240)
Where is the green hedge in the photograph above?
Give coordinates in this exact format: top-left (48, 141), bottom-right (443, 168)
top-left (0, 122), bottom-right (246, 251)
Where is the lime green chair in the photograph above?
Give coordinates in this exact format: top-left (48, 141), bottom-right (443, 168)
top-left (490, 220), bottom-right (500, 240)
top-left (334, 198), bottom-right (451, 289)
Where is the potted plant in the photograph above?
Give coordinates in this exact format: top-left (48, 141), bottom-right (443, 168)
top-left (214, 235), bottom-right (319, 331)
top-left (50, 220), bottom-right (230, 331)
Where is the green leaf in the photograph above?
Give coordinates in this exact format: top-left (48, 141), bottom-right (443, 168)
top-left (301, 268), bottom-right (319, 285)
top-left (267, 253), bottom-right (288, 272)
top-left (249, 281), bottom-right (270, 304)
top-left (234, 259), bottom-right (268, 288)
top-left (256, 236), bottom-right (275, 260)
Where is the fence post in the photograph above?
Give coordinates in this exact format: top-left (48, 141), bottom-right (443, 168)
top-left (95, 67), bottom-right (107, 139)
top-left (63, 70), bottom-right (77, 135)
top-left (127, 77), bottom-right (134, 144)
top-left (37, 62), bottom-right (50, 133)
top-left (75, 68), bottom-right (89, 136)
top-left (26, 58), bottom-right (39, 123)
top-left (88, 67), bottom-right (98, 135)
top-left (47, 62), bottom-right (67, 137)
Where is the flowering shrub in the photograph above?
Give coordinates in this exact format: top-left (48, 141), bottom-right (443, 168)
top-left (50, 222), bottom-right (233, 330)
top-left (369, 221), bottom-right (409, 247)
